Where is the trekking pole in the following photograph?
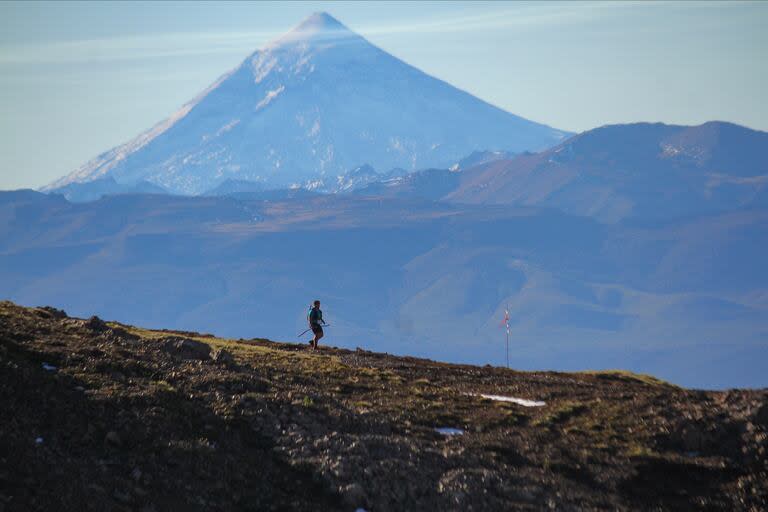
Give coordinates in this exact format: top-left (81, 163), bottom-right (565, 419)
top-left (298, 324), bottom-right (331, 338)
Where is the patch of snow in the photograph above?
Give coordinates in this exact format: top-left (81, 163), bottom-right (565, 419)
top-left (435, 427), bottom-right (464, 436)
top-left (216, 119), bottom-right (240, 137)
top-left (293, 51), bottom-right (316, 75)
top-left (41, 363), bottom-right (57, 371)
top-left (472, 393), bottom-right (545, 407)
top-left (304, 179), bottom-right (325, 191)
top-left (255, 85), bottom-right (285, 110)
top-left (308, 119), bottom-right (320, 137)
top-left (251, 54), bottom-right (278, 84)
top-left (660, 144), bottom-right (681, 157)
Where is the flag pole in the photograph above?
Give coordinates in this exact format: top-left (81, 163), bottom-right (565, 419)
top-left (505, 304), bottom-right (509, 369)
top-left (500, 305), bottom-right (511, 369)
top-left (506, 326), bottom-right (509, 369)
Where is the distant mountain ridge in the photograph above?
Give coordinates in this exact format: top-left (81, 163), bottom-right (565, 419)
top-left (44, 12), bottom-right (567, 195)
top-left (3, 187), bottom-right (767, 388)
top-left (45, 118), bottom-right (767, 222)
top-left (50, 176), bottom-right (168, 203)
top-left (448, 121), bottom-right (768, 222)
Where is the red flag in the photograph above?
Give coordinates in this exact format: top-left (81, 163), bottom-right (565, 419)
top-left (499, 308), bottom-right (509, 329)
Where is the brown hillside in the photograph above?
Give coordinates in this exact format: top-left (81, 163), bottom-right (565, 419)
top-left (1, 301), bottom-right (766, 511)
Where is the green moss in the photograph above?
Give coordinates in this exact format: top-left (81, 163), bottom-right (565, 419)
top-left (625, 444), bottom-right (662, 459)
top-left (154, 380), bottom-right (176, 392)
top-left (581, 369), bottom-right (676, 387)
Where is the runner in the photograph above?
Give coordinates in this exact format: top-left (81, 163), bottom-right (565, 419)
top-left (307, 300), bottom-right (327, 350)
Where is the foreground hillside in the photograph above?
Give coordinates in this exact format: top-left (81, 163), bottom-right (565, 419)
top-left (1, 301), bottom-right (766, 511)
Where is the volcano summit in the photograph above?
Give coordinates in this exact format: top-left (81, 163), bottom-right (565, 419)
top-left (45, 12), bottom-right (567, 195)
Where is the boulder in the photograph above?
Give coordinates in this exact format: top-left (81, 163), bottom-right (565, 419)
top-left (211, 349), bottom-right (235, 364)
top-left (754, 403), bottom-right (768, 428)
top-left (160, 337), bottom-right (211, 361)
top-left (108, 326), bottom-right (139, 342)
top-left (105, 431), bottom-right (122, 447)
top-left (85, 316), bottom-right (109, 332)
top-left (36, 306), bottom-right (68, 319)
top-left (342, 483), bottom-right (367, 508)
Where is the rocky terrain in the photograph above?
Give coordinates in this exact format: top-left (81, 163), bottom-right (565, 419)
top-left (1, 300), bottom-right (766, 511)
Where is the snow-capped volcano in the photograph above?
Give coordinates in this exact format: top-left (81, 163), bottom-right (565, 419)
top-left (45, 12), bottom-right (568, 195)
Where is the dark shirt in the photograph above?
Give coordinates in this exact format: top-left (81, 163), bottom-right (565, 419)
top-left (308, 307), bottom-right (323, 326)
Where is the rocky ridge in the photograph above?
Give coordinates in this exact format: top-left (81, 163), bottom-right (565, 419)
top-left (1, 301), bottom-right (766, 511)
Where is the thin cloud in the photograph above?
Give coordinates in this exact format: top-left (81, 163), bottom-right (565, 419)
top-left (0, 30), bottom-right (279, 65)
top-left (0, 1), bottom-right (749, 66)
top-left (355, 1), bottom-right (662, 37)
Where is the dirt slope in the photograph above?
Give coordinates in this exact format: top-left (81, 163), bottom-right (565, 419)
top-left (1, 301), bottom-right (766, 511)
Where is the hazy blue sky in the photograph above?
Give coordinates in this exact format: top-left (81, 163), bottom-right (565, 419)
top-left (1, 1), bottom-right (766, 190)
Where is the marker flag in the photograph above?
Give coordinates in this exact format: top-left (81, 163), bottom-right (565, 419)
top-left (499, 308), bottom-right (510, 334)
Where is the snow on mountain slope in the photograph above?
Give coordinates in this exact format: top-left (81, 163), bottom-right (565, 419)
top-left (44, 12), bottom-right (568, 195)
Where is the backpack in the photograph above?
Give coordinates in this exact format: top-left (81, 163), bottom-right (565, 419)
top-left (308, 306), bottom-right (321, 325)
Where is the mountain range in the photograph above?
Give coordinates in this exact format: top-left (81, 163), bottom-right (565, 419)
top-left (2, 168), bottom-right (767, 388)
top-left (449, 121), bottom-right (768, 222)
